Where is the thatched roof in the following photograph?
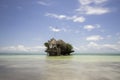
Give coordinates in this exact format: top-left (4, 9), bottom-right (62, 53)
top-left (57, 39), bottom-right (65, 44)
top-left (50, 38), bottom-right (57, 44)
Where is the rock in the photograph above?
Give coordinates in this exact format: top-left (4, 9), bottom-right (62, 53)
top-left (44, 38), bottom-right (74, 56)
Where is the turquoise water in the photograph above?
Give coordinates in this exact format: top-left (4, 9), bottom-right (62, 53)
top-left (0, 54), bottom-right (120, 62)
top-left (0, 55), bottom-right (120, 80)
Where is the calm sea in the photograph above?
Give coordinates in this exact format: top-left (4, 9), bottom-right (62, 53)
top-left (0, 54), bottom-right (120, 80)
top-left (0, 54), bottom-right (120, 62)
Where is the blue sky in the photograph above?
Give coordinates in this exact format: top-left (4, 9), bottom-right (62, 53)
top-left (0, 0), bottom-right (120, 53)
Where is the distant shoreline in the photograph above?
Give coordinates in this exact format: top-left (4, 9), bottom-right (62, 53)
top-left (0, 53), bottom-right (120, 55)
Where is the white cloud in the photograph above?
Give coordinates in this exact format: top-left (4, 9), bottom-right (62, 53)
top-left (78, 0), bottom-right (93, 5)
top-left (0, 45), bottom-right (45, 53)
top-left (79, 0), bottom-right (107, 5)
top-left (73, 46), bottom-right (87, 52)
top-left (77, 0), bottom-right (110, 15)
top-left (46, 13), bottom-right (66, 19)
top-left (37, 1), bottom-right (49, 6)
top-left (85, 25), bottom-right (95, 31)
top-left (1, 45), bottom-right (28, 52)
top-left (87, 42), bottom-right (102, 50)
top-left (49, 26), bottom-right (72, 33)
top-left (29, 46), bottom-right (45, 52)
top-left (49, 26), bottom-right (61, 32)
top-left (45, 13), bottom-right (85, 23)
top-left (87, 42), bottom-right (120, 51)
top-left (72, 16), bottom-right (85, 23)
top-left (80, 6), bottom-right (110, 15)
top-left (93, 0), bottom-right (107, 4)
top-left (84, 25), bottom-right (95, 31)
top-left (83, 24), bottom-right (100, 31)
top-left (102, 44), bottom-right (119, 50)
top-left (87, 42), bottom-right (98, 47)
top-left (0, 43), bottom-right (120, 53)
top-left (86, 35), bottom-right (104, 41)
top-left (102, 44), bottom-right (120, 51)
top-left (49, 26), bottom-right (74, 33)
top-left (74, 41), bottom-right (120, 53)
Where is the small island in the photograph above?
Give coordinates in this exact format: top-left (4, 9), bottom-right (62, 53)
top-left (44, 38), bottom-right (74, 56)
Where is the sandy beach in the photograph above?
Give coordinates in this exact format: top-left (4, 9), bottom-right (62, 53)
top-left (0, 55), bottom-right (120, 80)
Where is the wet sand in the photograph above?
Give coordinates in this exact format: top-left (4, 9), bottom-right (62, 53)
top-left (0, 55), bottom-right (120, 80)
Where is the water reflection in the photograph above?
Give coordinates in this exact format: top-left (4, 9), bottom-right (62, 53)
top-left (45, 55), bottom-right (74, 60)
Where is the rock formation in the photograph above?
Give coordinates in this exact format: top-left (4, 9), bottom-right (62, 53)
top-left (44, 38), bottom-right (74, 56)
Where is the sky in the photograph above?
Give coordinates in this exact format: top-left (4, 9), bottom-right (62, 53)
top-left (0, 0), bottom-right (120, 54)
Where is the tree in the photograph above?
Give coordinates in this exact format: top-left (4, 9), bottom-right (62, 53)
top-left (65, 43), bottom-right (73, 55)
top-left (66, 43), bottom-right (73, 51)
top-left (44, 38), bottom-right (74, 56)
top-left (44, 42), bottom-right (49, 48)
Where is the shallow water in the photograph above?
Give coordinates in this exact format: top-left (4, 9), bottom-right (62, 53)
top-left (0, 55), bottom-right (120, 80)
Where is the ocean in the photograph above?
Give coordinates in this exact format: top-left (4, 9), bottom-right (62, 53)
top-left (0, 54), bottom-right (120, 80)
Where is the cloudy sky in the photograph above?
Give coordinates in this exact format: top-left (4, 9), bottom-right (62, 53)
top-left (0, 0), bottom-right (120, 53)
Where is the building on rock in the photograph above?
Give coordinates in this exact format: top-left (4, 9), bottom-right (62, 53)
top-left (44, 38), bottom-right (74, 56)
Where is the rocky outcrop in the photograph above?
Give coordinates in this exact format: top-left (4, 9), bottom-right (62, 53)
top-left (44, 38), bottom-right (74, 56)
